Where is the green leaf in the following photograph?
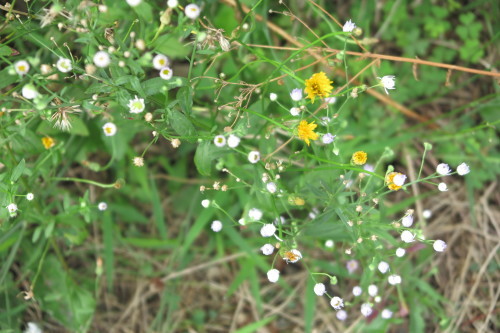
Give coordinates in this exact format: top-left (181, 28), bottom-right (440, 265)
top-left (177, 86), bottom-right (193, 115)
top-left (234, 316), bottom-right (276, 333)
top-left (169, 109), bottom-right (197, 139)
top-left (194, 141), bottom-right (213, 176)
top-left (154, 34), bottom-right (190, 58)
top-left (11, 158), bottom-right (25, 182)
top-left (0, 44), bottom-right (12, 56)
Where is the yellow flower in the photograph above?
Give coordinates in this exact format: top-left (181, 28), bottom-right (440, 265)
top-left (352, 151), bottom-right (367, 165)
top-left (304, 72), bottom-right (333, 102)
top-left (297, 120), bottom-right (319, 146)
top-left (386, 172), bottom-right (403, 191)
top-left (41, 136), bottom-right (55, 149)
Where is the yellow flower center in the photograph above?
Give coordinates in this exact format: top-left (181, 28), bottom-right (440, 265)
top-left (18, 65), bottom-right (26, 72)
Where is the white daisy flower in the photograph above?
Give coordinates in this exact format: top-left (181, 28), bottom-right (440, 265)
top-left (438, 182), bottom-right (448, 192)
top-left (388, 274), bottom-right (402, 285)
top-left (343, 19), bottom-right (356, 32)
top-left (126, 0), bottom-right (142, 6)
top-left (290, 107), bottom-right (300, 116)
top-left (102, 122), bottom-right (117, 136)
top-left (433, 239), bottom-right (447, 252)
top-left (401, 230), bottom-right (415, 243)
top-left (336, 310), bottom-right (347, 321)
top-left (98, 202), bottom-right (108, 211)
top-left (436, 163), bottom-right (452, 175)
top-left (360, 303), bottom-right (373, 317)
top-left (402, 214), bottom-right (413, 227)
top-left (248, 208), bottom-right (263, 221)
top-left (93, 51), bottom-right (111, 68)
top-left (378, 261), bottom-right (389, 274)
top-left (330, 296), bottom-right (344, 310)
top-left (21, 84), bottom-right (39, 100)
top-left (267, 268), bottom-right (279, 283)
top-left (248, 150), bottom-right (260, 164)
top-left (266, 182), bottom-right (277, 194)
top-left (378, 75), bottom-right (396, 94)
top-left (457, 162), bottom-right (470, 175)
top-left (314, 283), bottom-right (326, 296)
top-left (346, 259), bottom-right (359, 274)
top-left (269, 93), bottom-right (277, 101)
top-left (167, 0), bottom-right (178, 8)
top-left (260, 244), bottom-right (274, 255)
top-left (381, 309), bottom-right (393, 319)
top-left (128, 96), bottom-right (145, 113)
top-left (368, 285), bottom-right (378, 297)
top-left (227, 134), bottom-right (240, 148)
top-left (153, 54), bottom-right (169, 70)
top-left (211, 220), bottom-right (222, 232)
top-left (15, 60), bottom-right (30, 75)
top-left (352, 286), bottom-right (362, 296)
top-left (260, 223), bottom-right (276, 237)
top-left (213, 135), bottom-right (226, 147)
top-left (56, 58), bottom-right (72, 72)
top-left (396, 248), bottom-right (406, 257)
top-left (393, 173), bottom-right (407, 186)
top-left (290, 88), bottom-right (302, 101)
top-left (201, 199), bottom-right (210, 208)
top-left (159, 66), bottom-right (173, 80)
top-left (7, 203), bottom-right (18, 216)
top-left (26, 193), bottom-right (34, 201)
top-left (322, 133), bottom-right (336, 144)
top-left (184, 4), bottom-right (201, 19)
top-left (283, 249), bottom-right (302, 263)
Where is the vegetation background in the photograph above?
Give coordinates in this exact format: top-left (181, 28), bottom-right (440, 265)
top-left (0, 0), bottom-right (498, 332)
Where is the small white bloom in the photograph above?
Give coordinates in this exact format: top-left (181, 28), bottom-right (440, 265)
top-left (283, 249), bottom-right (302, 263)
top-left (167, 0), bottom-right (178, 8)
top-left (401, 214), bottom-right (413, 227)
top-left (98, 202), bottom-right (107, 211)
top-left (325, 97), bottom-right (337, 104)
top-left (363, 164), bottom-right (375, 175)
top-left (378, 261), bottom-right (389, 274)
top-left (128, 96), bottom-right (145, 113)
top-left (269, 93), bottom-right (278, 101)
top-left (248, 150), bottom-right (260, 164)
top-left (126, 0), bottom-right (142, 6)
top-left (330, 296), bottom-right (344, 310)
top-left (93, 51), bottom-right (111, 68)
top-left (314, 283), bottom-right (326, 296)
top-left (274, 216), bottom-right (286, 225)
top-left (290, 88), bottom-right (302, 101)
top-left (102, 122), bottom-right (117, 136)
top-left (374, 296), bottom-right (382, 303)
top-left (159, 66), bottom-right (173, 80)
top-left (213, 135), bottom-right (226, 147)
top-left (267, 269), bottom-right (280, 283)
top-left (436, 163), bottom-right (452, 175)
top-left (15, 60), bottom-right (30, 75)
top-left (238, 218), bottom-right (246, 225)
top-left (266, 182), bottom-right (277, 194)
top-left (22, 84), bottom-right (39, 100)
top-left (7, 203), bottom-right (18, 215)
top-left (346, 259), bottom-right (359, 274)
top-left (248, 208), bottom-right (263, 221)
top-left (56, 58), bottom-right (72, 72)
top-left (352, 286), bottom-right (362, 296)
top-left (401, 230), bottom-right (415, 243)
top-left (260, 224), bottom-right (276, 237)
top-left (388, 274), bottom-right (402, 285)
top-left (381, 309), bottom-right (393, 319)
top-left (322, 133), bottom-right (336, 144)
top-left (393, 174), bottom-right (407, 186)
top-left (396, 247), bottom-right (406, 257)
top-left (26, 193), bottom-right (34, 201)
top-left (438, 182), bottom-right (448, 192)
top-left (211, 220), bottom-right (222, 232)
top-left (24, 322), bottom-right (42, 333)
top-left (379, 75), bottom-right (396, 94)
top-left (184, 4), bottom-right (201, 19)
top-left (433, 239), bottom-right (447, 252)
top-left (343, 19), bottom-right (356, 32)
top-left (290, 107), bottom-right (300, 116)
top-left (153, 54), bottom-right (169, 70)
top-left (227, 134), bottom-right (240, 148)
top-left (133, 157), bottom-right (144, 167)
top-left (457, 162), bottom-right (470, 176)
top-left (361, 303), bottom-right (373, 317)
top-left (325, 239), bottom-right (334, 248)
top-left (260, 244), bottom-right (274, 255)
top-left (336, 310), bottom-right (347, 321)
top-left (368, 284), bottom-right (378, 297)
top-left (201, 199), bottom-right (210, 208)
top-left (423, 209), bottom-right (432, 219)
